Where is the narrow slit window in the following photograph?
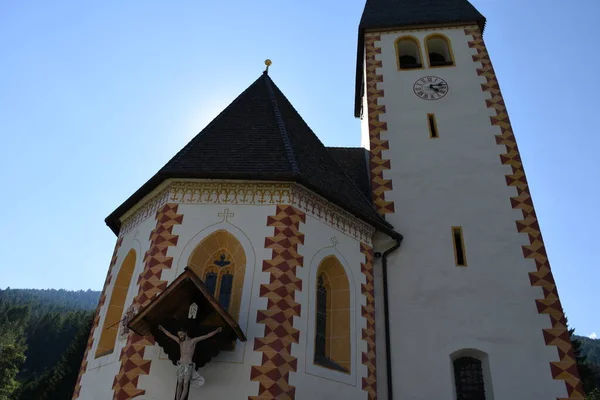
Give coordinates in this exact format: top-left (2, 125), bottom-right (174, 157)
top-left (452, 226), bottom-right (467, 266)
top-left (428, 113), bottom-right (438, 138)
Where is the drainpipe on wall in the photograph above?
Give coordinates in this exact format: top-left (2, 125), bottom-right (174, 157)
top-left (374, 234), bottom-right (403, 400)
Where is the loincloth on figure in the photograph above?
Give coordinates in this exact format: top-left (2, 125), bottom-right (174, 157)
top-left (176, 362), bottom-right (205, 388)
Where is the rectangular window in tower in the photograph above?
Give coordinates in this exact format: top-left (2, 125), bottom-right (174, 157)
top-left (452, 226), bottom-right (467, 266)
top-left (428, 113), bottom-right (439, 138)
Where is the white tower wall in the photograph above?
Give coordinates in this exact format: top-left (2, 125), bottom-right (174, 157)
top-left (363, 26), bottom-right (571, 399)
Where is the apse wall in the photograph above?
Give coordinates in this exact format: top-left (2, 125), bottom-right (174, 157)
top-left (75, 179), bottom-right (379, 400)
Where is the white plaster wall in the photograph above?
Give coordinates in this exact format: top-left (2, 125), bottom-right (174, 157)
top-left (77, 200), bottom-right (276, 399)
top-left (138, 202), bottom-right (275, 400)
top-left (78, 192), bottom-right (376, 400)
top-left (365, 27), bottom-right (567, 399)
top-left (293, 214), bottom-right (368, 400)
top-left (78, 214), bottom-right (156, 400)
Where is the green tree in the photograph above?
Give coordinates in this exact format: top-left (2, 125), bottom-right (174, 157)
top-left (0, 302), bottom-right (29, 399)
top-left (16, 314), bottom-right (92, 400)
top-left (570, 325), bottom-right (600, 395)
top-left (587, 388), bottom-right (600, 400)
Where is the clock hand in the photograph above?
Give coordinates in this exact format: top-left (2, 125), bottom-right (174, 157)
top-left (428, 84), bottom-right (440, 93)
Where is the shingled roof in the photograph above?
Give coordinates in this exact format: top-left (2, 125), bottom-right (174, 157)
top-left (106, 72), bottom-right (396, 237)
top-left (354, 0), bottom-right (486, 116)
top-left (327, 147), bottom-right (372, 202)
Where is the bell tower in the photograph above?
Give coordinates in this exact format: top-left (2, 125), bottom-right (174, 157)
top-left (356, 1), bottom-right (585, 399)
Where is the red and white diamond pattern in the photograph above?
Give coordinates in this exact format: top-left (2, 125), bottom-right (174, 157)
top-left (465, 26), bottom-right (585, 400)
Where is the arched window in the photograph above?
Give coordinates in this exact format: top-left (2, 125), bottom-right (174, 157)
top-left (188, 230), bottom-right (246, 322)
top-left (95, 249), bottom-right (136, 358)
top-left (426, 34), bottom-right (454, 67)
top-left (313, 256), bottom-right (350, 373)
top-left (395, 36), bottom-right (423, 70)
top-left (453, 356), bottom-right (488, 400)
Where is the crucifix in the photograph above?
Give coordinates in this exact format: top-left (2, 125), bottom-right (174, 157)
top-left (158, 325), bottom-right (222, 400)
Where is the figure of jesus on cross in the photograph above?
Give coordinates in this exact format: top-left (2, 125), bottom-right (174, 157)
top-left (158, 325), bottom-right (222, 400)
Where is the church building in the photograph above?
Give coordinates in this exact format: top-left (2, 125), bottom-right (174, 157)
top-left (73, 0), bottom-right (586, 399)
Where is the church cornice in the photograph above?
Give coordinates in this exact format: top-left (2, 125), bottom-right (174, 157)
top-left (118, 179), bottom-right (376, 244)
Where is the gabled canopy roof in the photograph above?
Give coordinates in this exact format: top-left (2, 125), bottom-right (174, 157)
top-left (106, 72), bottom-right (396, 237)
top-left (128, 267), bottom-right (246, 368)
top-left (354, 0), bottom-right (486, 116)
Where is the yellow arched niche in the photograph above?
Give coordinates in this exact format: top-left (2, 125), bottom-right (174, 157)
top-left (188, 230), bottom-right (246, 323)
top-left (95, 249), bottom-right (136, 358)
top-left (314, 255), bottom-right (351, 373)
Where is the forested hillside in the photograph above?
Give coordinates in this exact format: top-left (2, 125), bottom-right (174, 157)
top-left (577, 335), bottom-right (600, 365)
top-left (0, 288), bottom-right (99, 400)
top-left (0, 289), bottom-right (99, 313)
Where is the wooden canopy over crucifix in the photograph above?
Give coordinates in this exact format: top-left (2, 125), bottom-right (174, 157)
top-left (128, 267), bottom-right (246, 369)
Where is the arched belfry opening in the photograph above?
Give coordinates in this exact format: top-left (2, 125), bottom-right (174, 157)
top-left (188, 230), bottom-right (246, 322)
top-left (396, 36), bottom-right (423, 69)
top-left (426, 34), bottom-right (454, 67)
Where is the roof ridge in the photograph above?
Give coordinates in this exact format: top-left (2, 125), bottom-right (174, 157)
top-left (262, 73), bottom-right (300, 176)
top-left (325, 147), bottom-right (384, 220)
top-left (266, 83), bottom-right (388, 227)
top-left (165, 77), bottom-right (263, 169)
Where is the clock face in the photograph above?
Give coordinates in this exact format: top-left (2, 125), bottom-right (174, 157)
top-left (413, 76), bottom-right (449, 100)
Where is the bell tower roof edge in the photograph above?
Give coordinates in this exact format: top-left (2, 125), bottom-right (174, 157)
top-left (353, 0), bottom-right (486, 116)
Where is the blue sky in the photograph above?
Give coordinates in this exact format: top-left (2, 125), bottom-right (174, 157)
top-left (0, 0), bottom-right (598, 337)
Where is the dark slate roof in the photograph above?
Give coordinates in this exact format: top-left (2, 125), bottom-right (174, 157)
top-left (327, 147), bottom-right (372, 202)
top-left (354, 0), bottom-right (486, 116)
top-left (106, 73), bottom-right (397, 237)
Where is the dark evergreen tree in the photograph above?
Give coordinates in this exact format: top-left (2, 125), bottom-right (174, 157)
top-left (16, 314), bottom-right (92, 400)
top-left (588, 388), bottom-right (600, 400)
top-left (0, 288), bottom-right (99, 398)
top-left (576, 335), bottom-right (600, 365)
top-left (0, 302), bottom-right (29, 399)
top-left (569, 322), bottom-right (600, 395)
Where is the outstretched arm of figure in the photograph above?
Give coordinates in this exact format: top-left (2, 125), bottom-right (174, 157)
top-left (158, 325), bottom-right (179, 342)
top-left (191, 327), bottom-right (222, 344)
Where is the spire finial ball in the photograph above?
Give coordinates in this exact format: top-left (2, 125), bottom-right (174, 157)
top-left (264, 59), bottom-right (272, 74)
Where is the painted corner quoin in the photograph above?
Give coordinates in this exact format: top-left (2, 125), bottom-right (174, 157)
top-left (112, 203), bottom-right (183, 400)
top-left (365, 34), bottom-right (395, 216)
top-left (72, 237), bottom-right (123, 400)
top-left (464, 27), bottom-right (585, 399)
top-left (250, 205), bottom-right (305, 400)
top-left (360, 243), bottom-right (377, 400)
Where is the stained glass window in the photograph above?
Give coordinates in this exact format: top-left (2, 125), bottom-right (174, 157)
top-left (315, 275), bottom-right (327, 361)
top-left (205, 272), bottom-right (217, 296)
top-left (218, 273), bottom-right (233, 311)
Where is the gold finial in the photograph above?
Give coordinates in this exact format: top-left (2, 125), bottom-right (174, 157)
top-left (264, 59), bottom-right (272, 74)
